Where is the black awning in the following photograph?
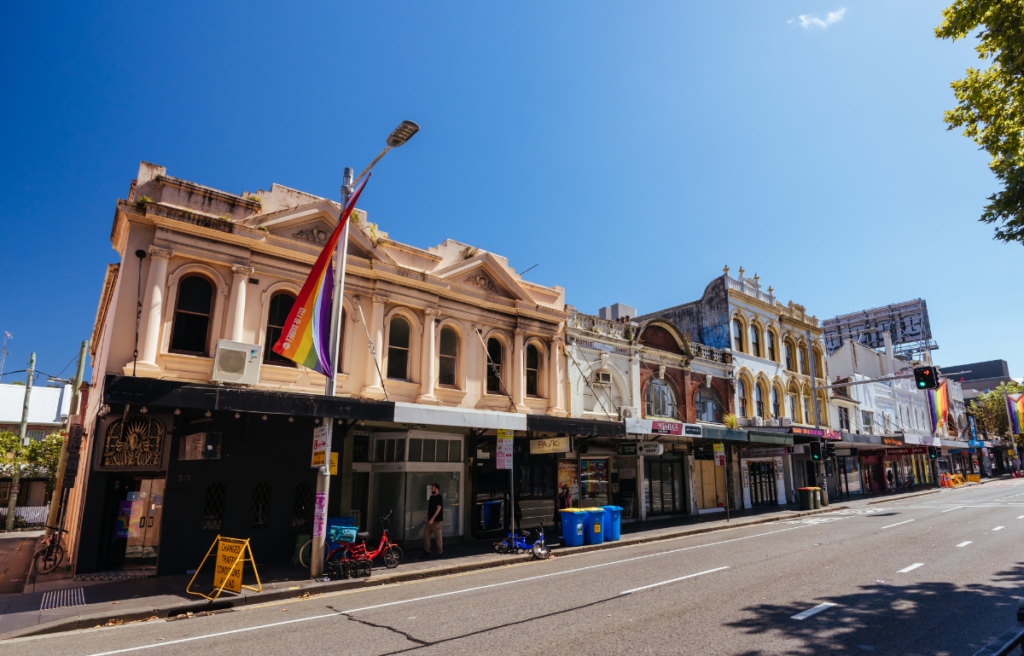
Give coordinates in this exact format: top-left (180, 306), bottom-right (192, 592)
top-left (526, 415), bottom-right (625, 438)
top-left (102, 375), bottom-right (394, 422)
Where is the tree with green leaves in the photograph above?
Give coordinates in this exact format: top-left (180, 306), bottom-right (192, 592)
top-left (936, 1), bottom-right (1024, 244)
top-left (0, 431), bottom-right (65, 491)
top-left (966, 381), bottom-right (1024, 446)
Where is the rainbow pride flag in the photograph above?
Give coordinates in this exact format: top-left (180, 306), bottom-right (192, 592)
top-left (1006, 393), bottom-right (1024, 435)
top-left (928, 379), bottom-right (948, 434)
top-left (272, 176), bottom-right (369, 376)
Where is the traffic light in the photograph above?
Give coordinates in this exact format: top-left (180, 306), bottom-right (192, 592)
top-left (809, 441), bottom-right (822, 461)
top-left (824, 442), bottom-right (836, 459)
top-left (914, 366), bottom-right (939, 390)
top-left (928, 446), bottom-right (938, 460)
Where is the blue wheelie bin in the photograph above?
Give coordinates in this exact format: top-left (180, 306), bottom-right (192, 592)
top-left (601, 506), bottom-right (622, 541)
top-left (559, 509), bottom-right (586, 547)
top-left (582, 508), bottom-right (605, 545)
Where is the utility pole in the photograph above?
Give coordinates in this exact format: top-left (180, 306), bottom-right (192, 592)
top-left (44, 340), bottom-right (88, 537)
top-left (6, 353), bottom-right (34, 530)
top-left (0, 332), bottom-right (10, 379)
top-left (806, 329), bottom-right (827, 506)
top-left (311, 167), bottom-right (354, 579)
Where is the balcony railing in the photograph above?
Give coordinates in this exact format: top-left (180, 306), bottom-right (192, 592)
top-left (567, 310), bottom-right (634, 342)
top-left (690, 342), bottom-right (731, 364)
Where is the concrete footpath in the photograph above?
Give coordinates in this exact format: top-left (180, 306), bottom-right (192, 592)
top-left (0, 485), bottom-right (960, 640)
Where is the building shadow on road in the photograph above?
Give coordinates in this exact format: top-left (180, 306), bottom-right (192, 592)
top-left (725, 564), bottom-right (1024, 656)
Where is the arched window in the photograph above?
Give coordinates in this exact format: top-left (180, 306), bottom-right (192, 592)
top-left (788, 391), bottom-right (799, 421)
top-left (814, 349), bottom-right (824, 378)
top-left (767, 331), bottom-right (777, 362)
top-left (803, 395), bottom-right (812, 425)
top-left (438, 327), bottom-right (458, 388)
top-left (264, 292), bottom-right (296, 367)
top-left (755, 383), bottom-right (766, 418)
top-left (525, 344), bottom-right (540, 396)
top-left (646, 378), bottom-right (678, 419)
top-left (751, 326), bottom-right (761, 358)
top-left (771, 387), bottom-right (780, 418)
top-left (171, 275), bottom-right (214, 355)
top-left (733, 319), bottom-right (744, 353)
top-left (386, 316), bottom-right (410, 380)
top-left (798, 347), bottom-right (807, 375)
top-left (486, 338), bottom-right (503, 393)
top-left (784, 342), bottom-right (794, 371)
top-left (696, 387), bottom-right (724, 423)
top-left (738, 380), bottom-right (748, 418)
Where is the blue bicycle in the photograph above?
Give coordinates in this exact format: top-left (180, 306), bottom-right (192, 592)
top-left (494, 521), bottom-right (550, 559)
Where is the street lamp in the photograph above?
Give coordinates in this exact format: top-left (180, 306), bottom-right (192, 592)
top-left (353, 120), bottom-right (420, 186)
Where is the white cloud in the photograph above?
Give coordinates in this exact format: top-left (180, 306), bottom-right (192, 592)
top-left (789, 7), bottom-right (845, 29)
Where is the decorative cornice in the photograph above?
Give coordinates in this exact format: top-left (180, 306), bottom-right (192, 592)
top-left (148, 246), bottom-right (174, 260)
top-left (372, 294), bottom-right (390, 305)
top-left (231, 264), bottom-right (255, 276)
top-left (424, 307), bottom-right (440, 317)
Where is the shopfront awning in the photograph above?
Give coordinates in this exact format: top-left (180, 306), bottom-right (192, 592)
top-left (700, 426), bottom-right (749, 443)
top-left (526, 414), bottom-right (625, 437)
top-left (394, 402), bottom-right (526, 431)
top-left (746, 430), bottom-right (793, 446)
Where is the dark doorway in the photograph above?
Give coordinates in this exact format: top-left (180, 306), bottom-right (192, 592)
top-left (98, 475), bottom-right (166, 571)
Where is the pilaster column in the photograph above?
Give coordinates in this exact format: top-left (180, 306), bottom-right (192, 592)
top-left (416, 308), bottom-right (439, 404)
top-left (512, 328), bottom-right (526, 410)
top-left (138, 246), bottom-right (174, 364)
top-left (362, 295), bottom-right (388, 398)
top-left (226, 264), bottom-right (254, 343)
top-left (547, 338), bottom-right (563, 414)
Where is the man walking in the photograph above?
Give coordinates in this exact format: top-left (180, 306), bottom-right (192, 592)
top-left (423, 483), bottom-right (443, 558)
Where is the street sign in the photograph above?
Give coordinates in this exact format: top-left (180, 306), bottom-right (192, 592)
top-left (714, 442), bottom-right (725, 467)
top-left (496, 429), bottom-right (514, 470)
top-left (214, 538), bottom-right (246, 593)
top-left (312, 424), bottom-right (331, 468)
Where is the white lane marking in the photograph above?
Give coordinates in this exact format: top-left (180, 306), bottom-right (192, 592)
top-left (791, 602), bottom-right (837, 620)
top-left (956, 541), bottom-right (973, 547)
top-left (621, 566), bottom-right (729, 595)
top-left (81, 523), bottom-right (813, 656)
top-left (897, 563), bottom-right (924, 573)
top-left (881, 519), bottom-right (915, 529)
top-left (993, 526), bottom-right (1006, 531)
top-left (941, 507), bottom-right (961, 513)
top-left (1017, 516), bottom-right (1023, 519)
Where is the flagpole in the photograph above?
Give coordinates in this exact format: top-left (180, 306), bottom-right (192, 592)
top-left (311, 167), bottom-right (354, 579)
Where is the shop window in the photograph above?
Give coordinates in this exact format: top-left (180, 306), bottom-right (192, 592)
top-left (408, 438), bottom-right (462, 463)
top-left (696, 387), bottom-right (724, 423)
top-left (170, 275), bottom-right (214, 355)
top-left (646, 378), bottom-right (678, 419)
top-left (352, 432), bottom-right (370, 462)
top-left (862, 410), bottom-right (874, 434)
top-left (839, 407), bottom-right (850, 431)
top-left (439, 327), bottom-right (458, 388)
top-left (386, 316), bottom-right (411, 380)
top-left (751, 327), bottom-right (761, 358)
top-left (201, 483), bottom-right (226, 531)
top-left (738, 380), bottom-right (748, 418)
top-left (292, 482), bottom-right (311, 527)
top-left (767, 332), bottom-right (777, 362)
top-left (755, 384), bottom-right (765, 418)
top-left (525, 344), bottom-right (540, 396)
top-left (264, 292), bottom-right (297, 367)
top-left (250, 482), bottom-right (271, 529)
top-left (771, 387), bottom-right (780, 418)
top-left (733, 319), bottom-right (744, 353)
top-left (375, 437), bottom-right (406, 463)
top-left (486, 338), bottom-right (503, 394)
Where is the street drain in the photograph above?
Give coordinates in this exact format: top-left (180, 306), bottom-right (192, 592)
top-left (41, 587), bottom-right (86, 610)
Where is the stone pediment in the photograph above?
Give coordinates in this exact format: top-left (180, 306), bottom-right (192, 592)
top-left (250, 200), bottom-right (394, 264)
top-left (436, 254), bottom-right (531, 301)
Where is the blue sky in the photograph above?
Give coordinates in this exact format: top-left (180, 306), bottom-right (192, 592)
top-left (0, 1), bottom-right (1015, 385)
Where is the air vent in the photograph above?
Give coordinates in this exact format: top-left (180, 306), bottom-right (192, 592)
top-left (217, 349), bottom-right (247, 375)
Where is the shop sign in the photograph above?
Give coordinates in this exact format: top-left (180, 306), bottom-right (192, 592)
top-left (313, 492), bottom-right (328, 537)
top-left (823, 430), bottom-right (842, 441)
top-left (968, 440), bottom-right (986, 447)
top-left (713, 442), bottom-right (725, 466)
top-left (530, 437), bottom-right (571, 455)
top-left (903, 433), bottom-right (940, 446)
top-left (496, 429), bottom-right (514, 470)
top-left (615, 442), bottom-right (664, 456)
top-left (790, 427), bottom-right (824, 437)
top-left (330, 452), bottom-right (338, 476)
top-left (651, 421), bottom-right (683, 436)
top-left (881, 436), bottom-right (904, 447)
top-left (573, 338), bottom-right (629, 355)
top-left (312, 424), bottom-right (331, 468)
top-left (625, 418), bottom-right (650, 435)
top-left (619, 468), bottom-right (636, 479)
top-left (741, 447), bottom-right (787, 458)
top-left (684, 424), bottom-right (703, 437)
top-left (947, 448), bottom-right (977, 454)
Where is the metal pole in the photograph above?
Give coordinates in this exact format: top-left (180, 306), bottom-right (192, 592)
top-left (806, 329), bottom-right (827, 506)
top-left (45, 340), bottom-right (88, 537)
top-left (311, 167), bottom-right (353, 579)
top-left (6, 353), bottom-right (34, 530)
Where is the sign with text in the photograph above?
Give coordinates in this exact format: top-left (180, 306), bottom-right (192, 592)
top-left (823, 430), bottom-right (843, 441)
top-left (530, 437), bottom-right (570, 455)
top-left (213, 538), bottom-right (246, 593)
top-left (790, 427), bottom-right (825, 437)
top-left (330, 452), bottom-right (338, 476)
top-left (313, 492), bottom-right (328, 538)
top-left (496, 429), bottom-right (514, 470)
top-left (714, 442), bottom-right (726, 467)
top-left (625, 419), bottom-right (701, 437)
top-left (881, 436), bottom-right (904, 447)
top-left (312, 424), bottom-right (331, 468)
top-left (615, 442), bottom-right (665, 457)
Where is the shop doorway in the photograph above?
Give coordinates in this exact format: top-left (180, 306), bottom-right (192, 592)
top-left (693, 459), bottom-right (725, 512)
top-left (747, 461), bottom-right (778, 507)
top-left (644, 459), bottom-right (683, 516)
top-left (99, 476), bottom-right (166, 571)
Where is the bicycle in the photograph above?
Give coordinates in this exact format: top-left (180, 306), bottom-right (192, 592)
top-left (331, 511), bottom-right (403, 569)
top-left (494, 520), bottom-right (550, 560)
top-left (34, 526), bottom-right (67, 575)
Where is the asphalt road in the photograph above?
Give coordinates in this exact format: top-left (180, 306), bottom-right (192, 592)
top-left (9, 481), bottom-right (1024, 656)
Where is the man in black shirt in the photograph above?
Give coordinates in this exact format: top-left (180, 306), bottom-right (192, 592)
top-left (423, 483), bottom-right (443, 558)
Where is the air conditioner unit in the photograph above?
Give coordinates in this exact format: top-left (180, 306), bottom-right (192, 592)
top-left (780, 417), bottom-right (792, 427)
top-left (619, 406), bottom-right (638, 420)
top-left (753, 416), bottom-right (764, 426)
top-left (593, 372), bottom-right (612, 386)
top-left (211, 339), bottom-right (263, 386)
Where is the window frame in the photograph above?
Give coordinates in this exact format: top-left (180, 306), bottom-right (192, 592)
top-left (755, 382), bottom-right (766, 418)
top-left (525, 342), bottom-right (541, 397)
top-left (169, 274), bottom-right (215, 356)
top-left (750, 325), bottom-right (761, 358)
top-left (738, 379), bottom-right (748, 418)
top-left (386, 315), bottom-right (412, 381)
top-left (695, 386), bottom-right (724, 423)
top-left (485, 337), bottom-right (505, 395)
top-left (645, 377), bottom-right (678, 420)
top-left (438, 325), bottom-right (459, 389)
top-left (733, 318), bottom-right (744, 353)
top-left (263, 291), bottom-right (298, 367)
top-left (767, 330), bottom-right (777, 362)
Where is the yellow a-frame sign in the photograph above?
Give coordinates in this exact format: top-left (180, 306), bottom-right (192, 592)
top-left (187, 535), bottom-right (262, 601)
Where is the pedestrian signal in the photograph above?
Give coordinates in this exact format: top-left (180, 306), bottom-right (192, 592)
top-left (914, 366), bottom-right (939, 390)
top-left (809, 442), bottom-right (822, 461)
top-left (928, 446), bottom-right (938, 460)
